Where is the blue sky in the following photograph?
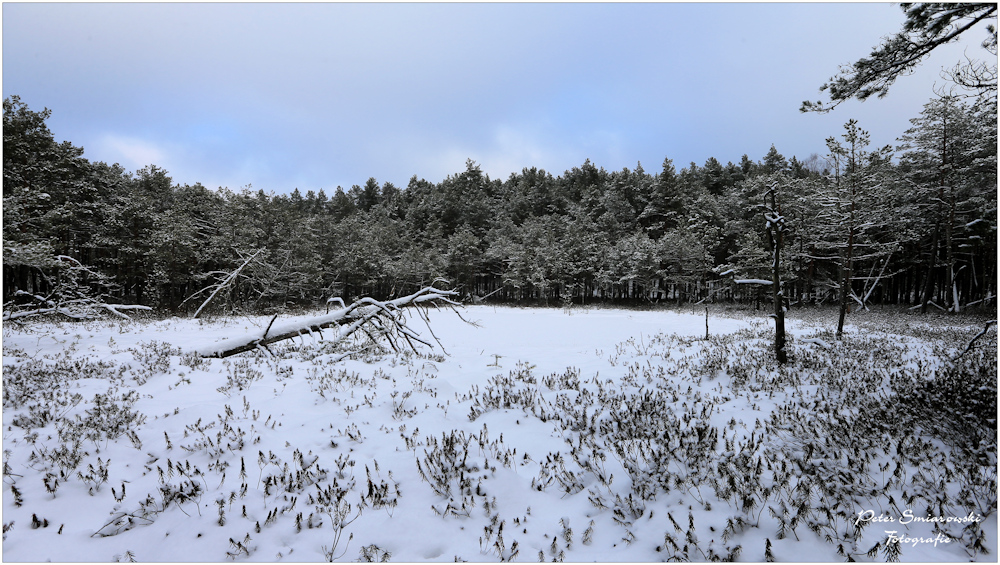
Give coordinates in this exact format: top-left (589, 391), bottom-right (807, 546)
top-left (3, 2), bottom-right (993, 194)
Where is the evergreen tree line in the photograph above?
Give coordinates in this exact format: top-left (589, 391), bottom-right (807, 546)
top-left (3, 94), bottom-right (996, 316)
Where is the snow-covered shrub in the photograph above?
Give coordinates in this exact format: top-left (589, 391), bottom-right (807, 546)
top-left (217, 357), bottom-right (264, 396)
top-left (416, 430), bottom-right (477, 500)
top-left (358, 544), bottom-right (391, 562)
top-left (59, 389), bottom-right (146, 447)
top-left (3, 352), bottom-right (126, 409)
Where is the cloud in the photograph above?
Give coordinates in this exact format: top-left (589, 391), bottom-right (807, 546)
top-left (400, 123), bottom-right (622, 185)
top-left (91, 133), bottom-right (168, 171)
top-left (7, 3), bottom-right (992, 195)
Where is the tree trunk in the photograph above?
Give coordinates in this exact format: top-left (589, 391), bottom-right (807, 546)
top-left (765, 185), bottom-right (787, 364)
top-left (919, 222), bottom-right (941, 313)
top-left (946, 192), bottom-right (958, 313)
top-left (836, 193), bottom-right (856, 338)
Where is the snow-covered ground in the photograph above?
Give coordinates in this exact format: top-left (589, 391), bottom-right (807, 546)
top-left (2, 305), bottom-right (995, 562)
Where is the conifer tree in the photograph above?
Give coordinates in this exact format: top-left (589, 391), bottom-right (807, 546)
top-left (802, 3), bottom-right (997, 112)
top-left (814, 120), bottom-right (897, 335)
top-left (899, 95), bottom-right (997, 311)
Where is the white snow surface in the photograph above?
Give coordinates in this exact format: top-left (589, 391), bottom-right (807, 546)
top-left (1, 306), bottom-right (994, 562)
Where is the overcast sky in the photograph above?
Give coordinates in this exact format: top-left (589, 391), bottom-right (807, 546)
top-left (3, 2), bottom-right (993, 194)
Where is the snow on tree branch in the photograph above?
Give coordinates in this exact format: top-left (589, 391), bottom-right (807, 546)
top-left (196, 286), bottom-right (462, 359)
top-left (185, 248), bottom-right (264, 319)
top-left (2, 257), bottom-right (152, 322)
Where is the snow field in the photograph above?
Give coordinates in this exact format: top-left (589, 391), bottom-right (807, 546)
top-left (2, 306), bottom-right (995, 562)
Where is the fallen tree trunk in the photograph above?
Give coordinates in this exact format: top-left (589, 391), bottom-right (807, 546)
top-left (196, 286), bottom-right (461, 359)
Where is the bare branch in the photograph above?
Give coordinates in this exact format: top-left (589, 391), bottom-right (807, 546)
top-left (952, 320), bottom-right (997, 360)
top-left (190, 249), bottom-right (264, 319)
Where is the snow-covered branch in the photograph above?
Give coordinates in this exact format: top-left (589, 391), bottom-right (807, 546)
top-left (953, 320), bottom-right (997, 361)
top-left (197, 286), bottom-right (461, 359)
top-left (187, 249), bottom-right (265, 319)
top-left (2, 301), bottom-right (151, 322)
top-left (3, 278), bottom-right (152, 322)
